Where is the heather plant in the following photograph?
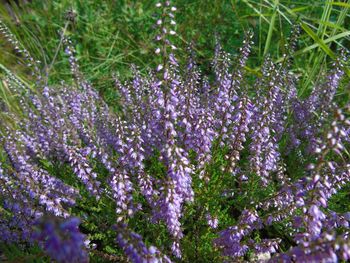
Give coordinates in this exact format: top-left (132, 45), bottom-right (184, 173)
top-left (0, 1), bottom-right (350, 263)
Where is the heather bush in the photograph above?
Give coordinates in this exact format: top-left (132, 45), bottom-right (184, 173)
top-left (0, 1), bottom-right (350, 262)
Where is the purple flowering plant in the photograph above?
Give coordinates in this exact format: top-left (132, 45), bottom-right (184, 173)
top-left (0, 1), bottom-right (350, 262)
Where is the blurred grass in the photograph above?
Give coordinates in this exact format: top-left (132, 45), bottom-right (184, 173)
top-left (0, 0), bottom-right (349, 104)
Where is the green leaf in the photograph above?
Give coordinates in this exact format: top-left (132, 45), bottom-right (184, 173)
top-left (329, 1), bottom-right (350, 8)
top-left (300, 22), bottom-right (335, 59)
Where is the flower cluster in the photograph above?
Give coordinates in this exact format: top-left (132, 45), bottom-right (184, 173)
top-left (115, 223), bottom-right (171, 263)
top-left (32, 217), bottom-right (89, 263)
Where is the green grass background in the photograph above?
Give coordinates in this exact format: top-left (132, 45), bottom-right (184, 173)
top-left (1, 0), bottom-right (349, 101)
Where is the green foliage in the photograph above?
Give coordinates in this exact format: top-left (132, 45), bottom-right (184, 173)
top-left (1, 0), bottom-right (349, 99)
top-left (0, 243), bottom-right (49, 263)
top-left (329, 183), bottom-right (350, 213)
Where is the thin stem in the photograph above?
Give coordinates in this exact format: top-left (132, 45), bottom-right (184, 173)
top-left (45, 21), bottom-right (70, 85)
